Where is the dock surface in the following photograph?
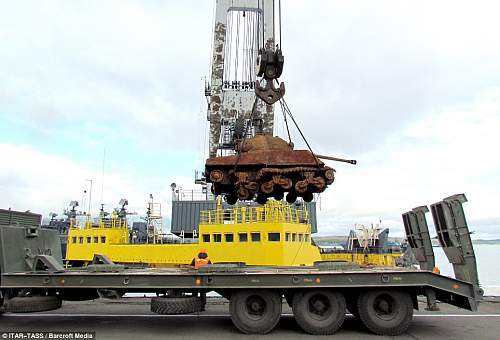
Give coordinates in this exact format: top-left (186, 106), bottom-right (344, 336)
top-left (1, 297), bottom-right (499, 339)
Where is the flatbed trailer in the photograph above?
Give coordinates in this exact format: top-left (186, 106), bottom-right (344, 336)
top-left (0, 194), bottom-right (483, 336)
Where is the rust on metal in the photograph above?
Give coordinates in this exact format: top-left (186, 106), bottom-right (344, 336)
top-left (205, 134), bottom-right (337, 204)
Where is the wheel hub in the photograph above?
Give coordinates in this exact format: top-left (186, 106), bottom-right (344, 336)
top-left (373, 294), bottom-right (397, 320)
top-left (308, 294), bottom-right (332, 318)
top-left (246, 296), bottom-right (266, 316)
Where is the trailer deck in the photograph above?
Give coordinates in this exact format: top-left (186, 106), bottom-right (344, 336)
top-left (0, 266), bottom-right (478, 310)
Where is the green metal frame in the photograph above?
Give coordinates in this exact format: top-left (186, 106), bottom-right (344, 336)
top-left (1, 266), bottom-right (478, 311)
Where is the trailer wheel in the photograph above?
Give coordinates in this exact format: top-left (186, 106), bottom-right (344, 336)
top-left (0, 290), bottom-right (4, 315)
top-left (292, 289), bottom-right (346, 335)
top-left (357, 290), bottom-right (413, 335)
top-left (151, 296), bottom-right (203, 315)
top-left (5, 295), bottom-right (62, 313)
top-left (229, 290), bottom-right (281, 334)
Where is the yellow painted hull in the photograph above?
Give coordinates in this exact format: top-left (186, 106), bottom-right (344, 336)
top-left (66, 223), bottom-right (321, 267)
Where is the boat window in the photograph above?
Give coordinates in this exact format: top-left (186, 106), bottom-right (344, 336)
top-left (94, 236), bottom-right (99, 243)
top-left (202, 234), bottom-right (210, 242)
top-left (305, 234), bottom-right (309, 242)
top-left (225, 233), bottom-right (234, 242)
top-left (268, 233), bottom-right (280, 242)
top-left (251, 232), bottom-right (261, 242)
top-left (292, 233), bottom-right (296, 242)
top-left (285, 233), bottom-right (290, 242)
top-left (79, 237), bottom-right (84, 244)
top-left (213, 234), bottom-right (222, 242)
top-left (72, 237), bottom-right (77, 244)
top-left (101, 236), bottom-right (106, 243)
top-left (86, 237), bottom-right (91, 243)
top-left (239, 233), bottom-right (248, 242)
top-left (299, 234), bottom-right (303, 242)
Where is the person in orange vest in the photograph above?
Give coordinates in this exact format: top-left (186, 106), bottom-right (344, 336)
top-left (190, 249), bottom-right (211, 311)
top-left (190, 249), bottom-right (211, 269)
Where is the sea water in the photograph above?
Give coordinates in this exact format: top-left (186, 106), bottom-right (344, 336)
top-left (434, 244), bottom-right (500, 296)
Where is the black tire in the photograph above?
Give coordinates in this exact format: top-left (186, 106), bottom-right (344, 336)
top-left (256, 194), bottom-right (268, 205)
top-left (5, 295), bottom-right (62, 313)
top-left (229, 290), bottom-right (282, 334)
top-left (225, 194), bottom-right (237, 205)
top-left (151, 296), bottom-right (203, 315)
top-left (302, 192), bottom-right (314, 203)
top-left (286, 192), bottom-right (297, 204)
top-left (0, 291), bottom-right (4, 315)
top-left (273, 189), bottom-right (284, 200)
top-left (292, 289), bottom-right (346, 335)
top-left (357, 290), bottom-right (413, 336)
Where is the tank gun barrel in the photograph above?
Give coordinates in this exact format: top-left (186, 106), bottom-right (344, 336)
top-left (316, 154), bottom-right (357, 165)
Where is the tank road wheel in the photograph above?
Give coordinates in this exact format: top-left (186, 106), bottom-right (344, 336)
top-left (292, 290), bottom-right (346, 335)
top-left (357, 290), bottom-right (413, 336)
top-left (209, 170), bottom-right (224, 183)
top-left (5, 295), bottom-right (62, 313)
top-left (237, 186), bottom-right (250, 200)
top-left (295, 180), bottom-right (308, 194)
top-left (246, 181), bottom-right (259, 193)
top-left (229, 290), bottom-right (282, 334)
top-left (324, 168), bottom-right (335, 185)
top-left (312, 176), bottom-right (326, 191)
top-left (279, 176), bottom-right (292, 191)
top-left (261, 180), bottom-right (274, 195)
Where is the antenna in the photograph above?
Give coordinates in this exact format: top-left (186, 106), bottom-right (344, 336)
top-left (100, 148), bottom-right (106, 206)
top-left (86, 179), bottom-right (93, 215)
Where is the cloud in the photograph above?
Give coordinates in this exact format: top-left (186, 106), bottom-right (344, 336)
top-left (315, 88), bottom-right (500, 238)
top-left (0, 143), bottom-right (193, 228)
top-left (278, 0), bottom-right (500, 154)
top-left (0, 0), bottom-right (212, 151)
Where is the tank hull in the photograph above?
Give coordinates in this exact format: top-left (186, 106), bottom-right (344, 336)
top-left (205, 149), bottom-right (335, 204)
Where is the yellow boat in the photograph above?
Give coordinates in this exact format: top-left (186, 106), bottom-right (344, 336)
top-left (65, 200), bottom-right (401, 267)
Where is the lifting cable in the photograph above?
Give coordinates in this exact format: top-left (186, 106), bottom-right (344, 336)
top-left (278, 0), bottom-right (282, 49)
top-left (278, 99), bottom-right (292, 144)
top-left (279, 95), bottom-right (321, 168)
top-left (261, 0), bottom-right (265, 48)
top-left (235, 12), bottom-right (240, 81)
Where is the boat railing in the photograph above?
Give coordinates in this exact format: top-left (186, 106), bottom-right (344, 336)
top-left (70, 216), bottom-right (128, 229)
top-left (200, 201), bottom-right (310, 225)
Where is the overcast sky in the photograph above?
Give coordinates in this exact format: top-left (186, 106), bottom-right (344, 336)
top-left (1, 0), bottom-right (499, 239)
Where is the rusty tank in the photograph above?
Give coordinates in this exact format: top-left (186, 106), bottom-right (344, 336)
top-left (205, 134), bottom-right (350, 205)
